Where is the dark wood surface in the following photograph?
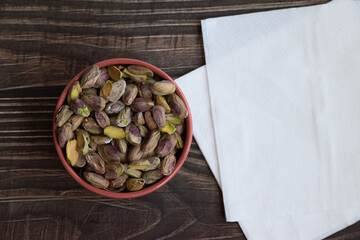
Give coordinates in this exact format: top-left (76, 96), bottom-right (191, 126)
top-left (1, 0), bottom-right (359, 239)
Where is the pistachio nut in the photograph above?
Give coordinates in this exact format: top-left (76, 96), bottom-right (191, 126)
top-left (122, 84), bottom-right (138, 105)
top-left (125, 123), bottom-right (142, 145)
top-left (67, 81), bottom-right (82, 105)
top-left (108, 65), bottom-right (122, 81)
top-left (93, 68), bottom-right (109, 88)
top-left (142, 170), bottom-right (163, 184)
top-left (56, 105), bottom-right (73, 127)
top-left (95, 111), bottom-right (110, 128)
top-left (133, 112), bottom-right (145, 126)
top-left (144, 111), bottom-right (158, 130)
top-left (105, 101), bottom-right (125, 116)
top-left (112, 138), bottom-right (127, 154)
top-left (130, 98), bottom-right (154, 112)
top-left (91, 135), bottom-right (112, 145)
top-left (139, 82), bottom-right (153, 99)
top-left (70, 99), bottom-right (90, 117)
top-left (109, 174), bottom-right (128, 189)
top-left (57, 123), bottom-right (74, 148)
top-left (165, 113), bottom-right (184, 125)
top-left (155, 134), bottom-right (177, 157)
top-left (74, 154), bottom-right (86, 168)
top-left (174, 132), bottom-right (184, 149)
top-left (83, 171), bottom-right (109, 188)
top-left (81, 95), bottom-right (106, 112)
top-left (150, 80), bottom-right (176, 96)
top-left (155, 95), bottom-right (171, 113)
top-left (138, 125), bottom-right (149, 138)
top-left (123, 68), bottom-right (147, 83)
top-left (81, 88), bottom-right (98, 96)
top-left (141, 130), bottom-right (160, 154)
top-left (66, 139), bottom-right (79, 166)
top-left (81, 65), bottom-right (100, 89)
top-left (127, 144), bottom-right (143, 162)
top-left (84, 150), bottom-right (106, 174)
top-left (127, 65), bottom-right (154, 77)
top-left (82, 117), bottom-right (103, 135)
top-left (69, 114), bottom-right (84, 131)
top-left (143, 156), bottom-right (160, 171)
top-left (159, 155), bottom-right (176, 176)
top-left (104, 162), bottom-right (124, 180)
top-left (125, 178), bottom-right (145, 191)
top-left (167, 93), bottom-right (188, 118)
top-left (116, 106), bottom-right (132, 127)
top-left (104, 126), bottom-right (125, 139)
top-left (98, 144), bottom-right (121, 162)
top-left (124, 164), bottom-right (143, 178)
top-left (152, 105), bottom-right (166, 128)
top-left (76, 131), bottom-right (89, 155)
top-left (75, 129), bottom-right (90, 143)
top-left (128, 159), bottom-right (151, 170)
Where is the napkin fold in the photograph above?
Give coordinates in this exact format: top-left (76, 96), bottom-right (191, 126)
top-left (176, 0), bottom-right (360, 238)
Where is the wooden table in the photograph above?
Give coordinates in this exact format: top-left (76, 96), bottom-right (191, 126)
top-left (1, 0), bottom-right (359, 239)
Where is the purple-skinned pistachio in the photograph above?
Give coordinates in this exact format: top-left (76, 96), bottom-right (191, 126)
top-left (122, 84), bottom-right (138, 105)
top-left (84, 150), bottom-right (106, 174)
top-left (56, 105), bottom-right (73, 127)
top-left (98, 144), bottom-right (121, 163)
top-left (57, 122), bottom-right (74, 148)
top-left (84, 171), bottom-right (109, 188)
top-left (125, 123), bottom-right (142, 145)
top-left (104, 162), bottom-right (124, 180)
top-left (155, 134), bottom-right (177, 157)
top-left (159, 154), bottom-right (176, 176)
top-left (152, 105), bottom-right (166, 128)
top-left (82, 117), bottom-right (103, 134)
top-left (93, 68), bottom-right (109, 88)
top-left (81, 65), bottom-right (100, 89)
top-left (167, 93), bottom-right (188, 118)
top-left (82, 95), bottom-right (106, 112)
top-left (105, 101), bottom-right (125, 116)
top-left (116, 107), bottom-right (132, 127)
top-left (70, 99), bottom-right (90, 117)
top-left (141, 130), bottom-right (160, 154)
top-left (130, 98), bottom-right (154, 112)
top-left (95, 111), bottom-right (110, 128)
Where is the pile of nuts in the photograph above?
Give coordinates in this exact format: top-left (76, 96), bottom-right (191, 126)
top-left (56, 64), bottom-right (188, 192)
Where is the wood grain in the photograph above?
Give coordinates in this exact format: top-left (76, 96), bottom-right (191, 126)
top-left (1, 0), bottom-right (359, 239)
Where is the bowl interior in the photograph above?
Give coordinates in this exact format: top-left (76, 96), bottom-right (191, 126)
top-left (53, 58), bottom-right (192, 198)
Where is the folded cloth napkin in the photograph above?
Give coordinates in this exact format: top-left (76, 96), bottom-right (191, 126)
top-left (177, 66), bottom-right (360, 240)
top-left (175, 0), bottom-right (360, 239)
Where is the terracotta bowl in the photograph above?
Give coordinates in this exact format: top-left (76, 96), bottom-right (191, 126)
top-left (53, 58), bottom-right (193, 198)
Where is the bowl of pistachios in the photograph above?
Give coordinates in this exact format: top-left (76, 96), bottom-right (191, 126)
top-left (53, 58), bottom-right (192, 198)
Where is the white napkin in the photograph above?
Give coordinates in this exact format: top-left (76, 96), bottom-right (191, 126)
top-left (175, 0), bottom-right (360, 238)
top-left (177, 66), bottom-right (360, 240)
top-left (202, 0), bottom-right (360, 220)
